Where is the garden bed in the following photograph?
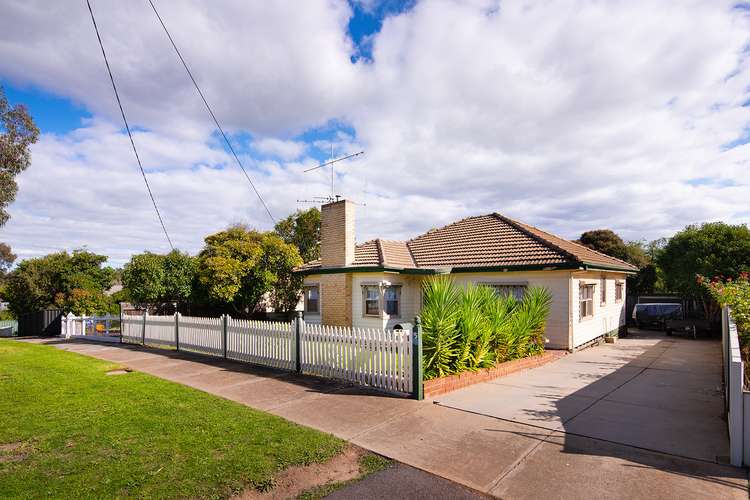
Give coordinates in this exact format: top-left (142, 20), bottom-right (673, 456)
top-left (423, 350), bottom-right (565, 399)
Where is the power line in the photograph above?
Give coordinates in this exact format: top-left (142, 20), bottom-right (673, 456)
top-left (147, 0), bottom-right (276, 224)
top-left (85, 0), bottom-right (174, 250)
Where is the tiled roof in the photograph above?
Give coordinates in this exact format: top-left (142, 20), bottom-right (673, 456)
top-left (295, 213), bottom-right (638, 273)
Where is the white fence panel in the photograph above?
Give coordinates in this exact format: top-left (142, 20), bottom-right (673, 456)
top-left (226, 317), bottom-right (295, 370)
top-left (144, 314), bottom-right (176, 347)
top-left (179, 315), bottom-right (223, 357)
top-left (122, 314), bottom-right (143, 343)
top-left (301, 323), bottom-right (412, 393)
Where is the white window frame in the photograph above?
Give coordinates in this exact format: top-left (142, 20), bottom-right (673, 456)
top-left (580, 283), bottom-right (595, 321)
top-left (362, 285), bottom-right (381, 317)
top-left (615, 280), bottom-right (624, 302)
top-left (303, 284), bottom-right (320, 315)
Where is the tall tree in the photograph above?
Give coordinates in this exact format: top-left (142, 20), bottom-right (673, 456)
top-left (197, 225), bottom-right (302, 313)
top-left (0, 242), bottom-right (16, 280)
top-left (122, 252), bottom-right (167, 304)
top-left (577, 229), bottom-right (629, 262)
top-left (0, 86), bottom-right (39, 226)
top-left (274, 208), bottom-right (321, 262)
top-left (658, 222), bottom-right (750, 320)
top-left (4, 250), bottom-right (114, 316)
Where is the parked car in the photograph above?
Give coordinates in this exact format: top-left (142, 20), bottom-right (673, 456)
top-left (632, 303), bottom-right (683, 330)
top-left (664, 318), bottom-right (712, 339)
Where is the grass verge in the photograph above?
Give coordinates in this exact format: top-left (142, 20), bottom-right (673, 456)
top-left (0, 340), bottom-right (344, 498)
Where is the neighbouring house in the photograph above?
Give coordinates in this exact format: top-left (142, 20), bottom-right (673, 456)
top-left (293, 199), bottom-right (638, 350)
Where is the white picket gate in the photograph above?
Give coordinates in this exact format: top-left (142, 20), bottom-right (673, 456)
top-left (120, 312), bottom-right (418, 396)
top-left (227, 317), bottom-right (295, 370)
top-left (301, 323), bottom-right (412, 394)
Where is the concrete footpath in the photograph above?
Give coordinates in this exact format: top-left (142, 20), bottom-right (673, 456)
top-left (34, 335), bottom-right (747, 499)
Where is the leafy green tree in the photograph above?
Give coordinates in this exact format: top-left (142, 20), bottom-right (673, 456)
top-left (658, 222), bottom-right (750, 320)
top-left (122, 252), bottom-right (166, 304)
top-left (197, 225), bottom-right (302, 313)
top-left (0, 242), bottom-right (15, 281)
top-left (578, 229), bottom-right (630, 261)
top-left (163, 250), bottom-right (196, 303)
top-left (54, 288), bottom-right (113, 316)
top-left (274, 208), bottom-right (321, 262)
top-left (4, 250), bottom-right (114, 316)
top-left (1, 86), bottom-right (40, 226)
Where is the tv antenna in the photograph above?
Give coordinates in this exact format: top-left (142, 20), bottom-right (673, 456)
top-left (303, 148), bottom-right (364, 202)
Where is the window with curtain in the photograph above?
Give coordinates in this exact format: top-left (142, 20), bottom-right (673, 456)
top-left (600, 278), bottom-right (607, 304)
top-left (580, 283), bottom-right (595, 320)
top-left (363, 285), bottom-right (380, 316)
top-left (490, 284), bottom-right (527, 301)
top-left (304, 286), bottom-right (319, 314)
top-left (615, 281), bottom-right (624, 302)
top-left (384, 286), bottom-right (401, 317)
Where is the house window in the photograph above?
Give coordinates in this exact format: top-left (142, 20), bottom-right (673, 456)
top-left (580, 284), bottom-right (595, 320)
top-left (304, 286), bottom-right (319, 314)
top-left (384, 286), bottom-right (401, 317)
top-left (600, 278), bottom-right (607, 305)
top-left (615, 281), bottom-right (624, 302)
top-left (490, 284), bottom-right (527, 301)
top-left (363, 286), bottom-right (380, 316)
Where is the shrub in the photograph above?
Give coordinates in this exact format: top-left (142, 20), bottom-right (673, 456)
top-left (702, 273), bottom-right (750, 341)
top-left (421, 276), bottom-right (552, 379)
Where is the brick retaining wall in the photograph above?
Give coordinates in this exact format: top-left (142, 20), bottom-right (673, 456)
top-left (423, 350), bottom-right (566, 399)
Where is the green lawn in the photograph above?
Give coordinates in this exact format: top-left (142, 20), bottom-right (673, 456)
top-left (0, 340), bottom-right (344, 499)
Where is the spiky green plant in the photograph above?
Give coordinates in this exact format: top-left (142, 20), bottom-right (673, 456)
top-left (421, 277), bottom-right (552, 379)
top-left (508, 287), bottom-right (553, 357)
top-left (421, 276), bottom-right (461, 379)
top-left (484, 292), bottom-right (519, 362)
top-left (458, 284), bottom-right (495, 370)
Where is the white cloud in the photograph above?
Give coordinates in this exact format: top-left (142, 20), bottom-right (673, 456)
top-left (1, 0), bottom-right (750, 266)
top-left (252, 138), bottom-right (307, 161)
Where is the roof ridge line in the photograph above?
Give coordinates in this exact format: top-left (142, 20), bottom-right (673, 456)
top-left (375, 238), bottom-right (385, 266)
top-left (492, 213), bottom-right (582, 266)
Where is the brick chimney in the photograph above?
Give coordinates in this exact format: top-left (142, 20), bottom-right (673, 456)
top-left (320, 199), bottom-right (355, 267)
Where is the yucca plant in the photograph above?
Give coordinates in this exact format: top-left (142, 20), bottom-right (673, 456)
top-left (421, 276), bottom-right (461, 379)
top-left (508, 287), bottom-right (552, 357)
top-left (485, 292), bottom-right (519, 362)
top-left (455, 284), bottom-right (494, 371)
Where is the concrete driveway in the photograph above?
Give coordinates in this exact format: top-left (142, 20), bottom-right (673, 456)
top-left (435, 330), bottom-right (728, 463)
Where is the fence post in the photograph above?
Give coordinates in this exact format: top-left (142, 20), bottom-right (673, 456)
top-left (222, 314), bottom-right (228, 359)
top-left (175, 312), bottom-right (180, 351)
top-left (142, 311), bottom-right (147, 346)
top-left (412, 316), bottom-right (424, 400)
top-left (119, 303), bottom-right (123, 344)
top-left (295, 311), bottom-right (303, 373)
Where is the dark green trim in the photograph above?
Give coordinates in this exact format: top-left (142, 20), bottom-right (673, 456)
top-left (294, 261), bottom-right (636, 276)
top-left (294, 265), bottom-right (437, 276)
top-left (449, 263), bottom-right (581, 273)
top-left (581, 263), bottom-right (638, 274)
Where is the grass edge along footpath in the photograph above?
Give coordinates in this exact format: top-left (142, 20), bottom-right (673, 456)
top-left (0, 339), bottom-right (345, 499)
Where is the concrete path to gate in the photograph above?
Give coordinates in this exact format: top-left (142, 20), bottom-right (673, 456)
top-left (33, 332), bottom-right (747, 499)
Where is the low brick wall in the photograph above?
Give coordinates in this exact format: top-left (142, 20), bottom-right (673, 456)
top-left (423, 350), bottom-right (566, 399)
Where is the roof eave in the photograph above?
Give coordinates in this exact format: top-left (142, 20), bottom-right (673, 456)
top-left (581, 263), bottom-right (639, 274)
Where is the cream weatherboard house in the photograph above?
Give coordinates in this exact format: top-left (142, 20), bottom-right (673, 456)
top-left (294, 200), bottom-right (638, 350)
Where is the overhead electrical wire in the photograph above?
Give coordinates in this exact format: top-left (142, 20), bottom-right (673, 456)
top-left (85, 0), bottom-right (175, 250)
top-left (147, 0), bottom-right (276, 224)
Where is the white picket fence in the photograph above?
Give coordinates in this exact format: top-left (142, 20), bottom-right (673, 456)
top-left (120, 312), bottom-right (416, 395)
top-left (227, 317), bottom-right (295, 371)
top-left (301, 324), bottom-right (412, 394)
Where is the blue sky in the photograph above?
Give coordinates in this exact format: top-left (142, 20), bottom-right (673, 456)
top-left (0, 0), bottom-right (748, 265)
